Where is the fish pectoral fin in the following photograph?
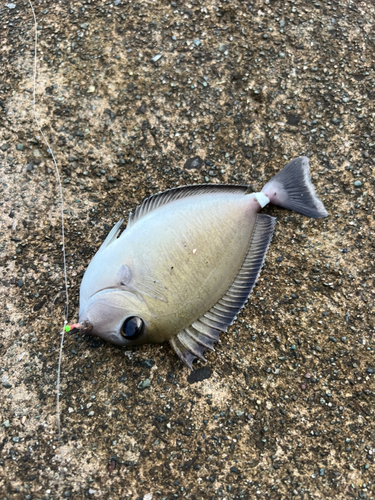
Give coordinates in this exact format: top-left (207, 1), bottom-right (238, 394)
top-left (131, 275), bottom-right (168, 303)
top-left (170, 213), bottom-right (276, 369)
top-left (118, 264), bottom-right (168, 303)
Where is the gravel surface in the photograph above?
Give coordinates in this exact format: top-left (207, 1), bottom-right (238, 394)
top-left (0, 0), bottom-right (374, 499)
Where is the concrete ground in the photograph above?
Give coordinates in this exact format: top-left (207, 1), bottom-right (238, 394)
top-left (0, 0), bottom-right (374, 498)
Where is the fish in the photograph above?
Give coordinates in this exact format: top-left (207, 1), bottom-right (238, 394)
top-left (76, 157), bottom-right (328, 369)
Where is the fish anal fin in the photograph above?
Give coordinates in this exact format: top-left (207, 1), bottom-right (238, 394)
top-left (169, 336), bottom-right (200, 370)
top-left (169, 213), bottom-right (276, 369)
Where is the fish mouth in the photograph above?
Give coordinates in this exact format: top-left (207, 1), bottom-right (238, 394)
top-left (80, 320), bottom-right (94, 333)
top-left (69, 320), bottom-right (93, 334)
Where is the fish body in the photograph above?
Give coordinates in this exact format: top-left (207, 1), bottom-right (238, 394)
top-left (78, 157), bottom-right (328, 368)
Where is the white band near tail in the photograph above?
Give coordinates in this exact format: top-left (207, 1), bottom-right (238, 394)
top-left (254, 192), bottom-right (270, 208)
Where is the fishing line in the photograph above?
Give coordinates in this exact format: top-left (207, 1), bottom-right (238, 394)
top-left (27, 0), bottom-right (68, 458)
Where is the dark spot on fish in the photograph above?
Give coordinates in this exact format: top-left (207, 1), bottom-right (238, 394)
top-left (187, 366), bottom-right (212, 384)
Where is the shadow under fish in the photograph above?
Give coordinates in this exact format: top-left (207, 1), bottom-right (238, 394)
top-left (71, 157), bottom-right (328, 369)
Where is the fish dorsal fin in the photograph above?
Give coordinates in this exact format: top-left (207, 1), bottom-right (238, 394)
top-left (169, 214), bottom-right (277, 369)
top-left (97, 219), bottom-right (124, 253)
top-left (127, 184), bottom-right (248, 229)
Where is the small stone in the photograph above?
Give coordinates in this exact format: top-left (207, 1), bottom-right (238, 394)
top-left (16, 144), bottom-right (24, 151)
top-left (138, 379), bottom-right (151, 390)
top-left (366, 367), bottom-right (374, 374)
top-left (184, 156), bottom-right (204, 170)
top-left (80, 23), bottom-right (89, 30)
top-left (279, 52), bottom-right (286, 58)
top-left (193, 39), bottom-right (201, 46)
top-left (33, 149), bottom-right (42, 158)
top-left (187, 366), bottom-right (212, 384)
top-left (151, 54), bottom-right (163, 62)
top-left (286, 114), bottom-right (301, 126)
top-left (331, 118), bottom-right (340, 125)
top-left (114, 0), bottom-right (121, 4)
top-left (1, 143), bottom-right (9, 151)
top-left (354, 180), bottom-right (362, 187)
top-left (219, 43), bottom-right (228, 53)
top-left (140, 359), bottom-right (155, 369)
top-left (17, 280), bottom-right (23, 287)
top-left (3, 420), bottom-right (10, 427)
top-left (5, 3), bottom-right (16, 8)
top-left (319, 468), bottom-right (325, 476)
top-left (87, 86), bottom-right (95, 93)
top-left (136, 102), bottom-right (147, 115)
top-left (143, 494), bottom-right (153, 500)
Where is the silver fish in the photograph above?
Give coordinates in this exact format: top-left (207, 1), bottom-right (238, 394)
top-left (78, 157), bottom-right (327, 368)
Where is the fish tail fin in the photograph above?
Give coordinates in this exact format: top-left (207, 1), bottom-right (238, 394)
top-left (261, 157), bottom-right (328, 218)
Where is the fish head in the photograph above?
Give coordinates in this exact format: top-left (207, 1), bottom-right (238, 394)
top-left (78, 289), bottom-right (157, 346)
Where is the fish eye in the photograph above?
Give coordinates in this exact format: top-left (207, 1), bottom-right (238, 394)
top-left (121, 316), bottom-right (144, 340)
